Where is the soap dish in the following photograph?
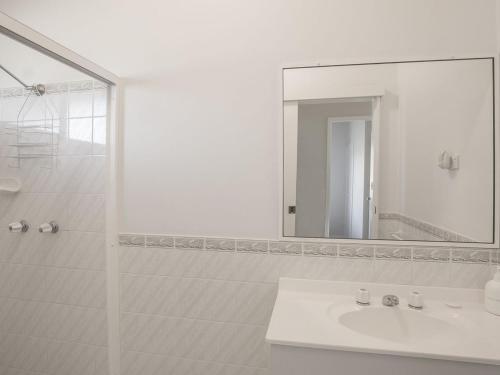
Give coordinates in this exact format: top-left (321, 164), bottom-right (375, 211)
top-left (0, 177), bottom-right (22, 193)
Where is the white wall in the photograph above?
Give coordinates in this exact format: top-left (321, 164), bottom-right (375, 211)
top-left (0, 0), bottom-right (496, 238)
top-left (398, 59), bottom-right (494, 241)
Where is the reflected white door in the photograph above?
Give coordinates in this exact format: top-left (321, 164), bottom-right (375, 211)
top-left (369, 97), bottom-right (381, 238)
top-left (326, 119), bottom-right (371, 239)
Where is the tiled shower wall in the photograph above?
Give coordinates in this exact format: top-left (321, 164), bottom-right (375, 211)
top-left (118, 234), bottom-right (499, 375)
top-left (0, 81), bottom-right (107, 375)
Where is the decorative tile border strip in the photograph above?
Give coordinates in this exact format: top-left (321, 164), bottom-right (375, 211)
top-left (375, 247), bottom-right (412, 260)
top-left (379, 213), bottom-right (474, 242)
top-left (118, 233), bottom-right (499, 264)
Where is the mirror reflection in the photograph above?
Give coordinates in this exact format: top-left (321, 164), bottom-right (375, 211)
top-left (283, 58), bottom-right (494, 243)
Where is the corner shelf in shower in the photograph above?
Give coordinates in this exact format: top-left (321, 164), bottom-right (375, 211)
top-left (0, 177), bottom-right (21, 193)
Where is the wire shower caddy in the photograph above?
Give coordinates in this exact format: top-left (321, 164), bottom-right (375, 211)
top-left (0, 65), bottom-right (58, 168)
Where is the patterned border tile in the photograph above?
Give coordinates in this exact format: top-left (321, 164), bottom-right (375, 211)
top-left (451, 249), bottom-right (490, 263)
top-left (174, 237), bottom-right (204, 250)
top-left (269, 241), bottom-right (302, 255)
top-left (145, 235), bottom-right (174, 248)
top-left (303, 243), bottom-right (337, 257)
top-left (413, 248), bottom-right (450, 262)
top-left (119, 234), bottom-right (145, 247)
top-left (205, 238), bottom-right (236, 252)
top-left (338, 245), bottom-right (374, 258)
top-left (375, 247), bottom-right (411, 260)
top-left (236, 240), bottom-right (268, 253)
top-left (117, 234), bottom-right (499, 267)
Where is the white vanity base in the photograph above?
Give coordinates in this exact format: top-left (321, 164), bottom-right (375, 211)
top-left (271, 345), bottom-right (500, 375)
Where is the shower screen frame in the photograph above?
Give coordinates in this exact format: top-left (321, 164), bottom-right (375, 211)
top-left (0, 10), bottom-right (122, 375)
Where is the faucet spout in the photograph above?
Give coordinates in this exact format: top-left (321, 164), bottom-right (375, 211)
top-left (382, 294), bottom-right (399, 307)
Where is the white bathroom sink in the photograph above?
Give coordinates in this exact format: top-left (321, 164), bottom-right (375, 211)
top-left (266, 278), bottom-right (500, 365)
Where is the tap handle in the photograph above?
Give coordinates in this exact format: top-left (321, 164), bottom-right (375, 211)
top-left (39, 221), bottom-right (59, 234)
top-left (408, 291), bottom-right (424, 309)
top-left (9, 220), bottom-right (29, 233)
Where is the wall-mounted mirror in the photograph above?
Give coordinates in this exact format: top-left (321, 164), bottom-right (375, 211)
top-left (283, 58), bottom-right (495, 243)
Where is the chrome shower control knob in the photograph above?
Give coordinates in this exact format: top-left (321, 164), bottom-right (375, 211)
top-left (38, 221), bottom-right (59, 233)
top-left (9, 220), bottom-right (29, 233)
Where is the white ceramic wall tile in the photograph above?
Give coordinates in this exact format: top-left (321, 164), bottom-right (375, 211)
top-left (449, 263), bottom-right (491, 288)
top-left (0, 334), bottom-right (49, 372)
top-left (0, 264), bottom-right (46, 301)
top-left (44, 340), bottom-right (98, 375)
top-left (300, 256), bottom-right (337, 280)
top-left (334, 258), bottom-right (373, 281)
top-left (45, 268), bottom-right (106, 308)
top-left (0, 80), bottom-right (108, 375)
top-left (44, 231), bottom-right (106, 270)
top-left (0, 299), bottom-right (44, 337)
top-left (372, 260), bottom-right (412, 285)
top-left (215, 324), bottom-right (268, 368)
top-left (412, 261), bottom-right (451, 286)
top-left (117, 231), bottom-right (500, 375)
top-left (0, 192), bottom-right (68, 230)
top-left (65, 194), bottom-right (105, 232)
top-left (120, 274), bottom-right (181, 316)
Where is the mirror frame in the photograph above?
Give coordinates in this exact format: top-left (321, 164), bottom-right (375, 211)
top-left (279, 57), bottom-right (499, 249)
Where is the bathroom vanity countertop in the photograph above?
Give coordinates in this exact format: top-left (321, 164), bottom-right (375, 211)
top-left (266, 278), bottom-right (500, 365)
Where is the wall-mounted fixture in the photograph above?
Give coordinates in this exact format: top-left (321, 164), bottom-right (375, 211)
top-left (438, 151), bottom-right (460, 170)
top-left (38, 221), bottom-right (59, 233)
top-left (8, 220), bottom-right (29, 233)
top-left (0, 177), bottom-right (22, 193)
top-left (0, 64), bottom-right (58, 169)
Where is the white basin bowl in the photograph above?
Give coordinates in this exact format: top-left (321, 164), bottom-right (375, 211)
top-left (338, 307), bottom-right (455, 342)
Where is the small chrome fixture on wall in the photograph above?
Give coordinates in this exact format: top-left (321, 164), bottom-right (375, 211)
top-left (38, 221), bottom-right (59, 233)
top-left (8, 220), bottom-right (29, 233)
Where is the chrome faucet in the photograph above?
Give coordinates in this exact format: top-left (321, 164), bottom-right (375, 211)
top-left (382, 295), bottom-right (399, 307)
